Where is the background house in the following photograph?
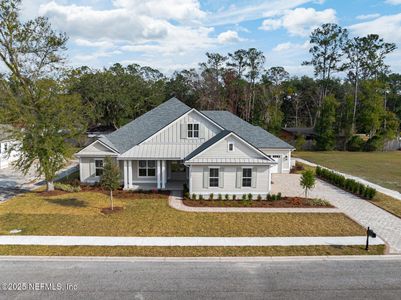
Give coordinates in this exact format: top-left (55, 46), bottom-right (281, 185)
top-left (0, 125), bottom-right (20, 169)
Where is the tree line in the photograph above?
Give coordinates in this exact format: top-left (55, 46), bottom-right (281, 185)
top-left (0, 0), bottom-right (400, 190)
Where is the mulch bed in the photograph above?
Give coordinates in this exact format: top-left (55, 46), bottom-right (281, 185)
top-left (100, 206), bottom-right (124, 214)
top-left (183, 197), bottom-right (334, 208)
top-left (79, 185), bottom-right (169, 199)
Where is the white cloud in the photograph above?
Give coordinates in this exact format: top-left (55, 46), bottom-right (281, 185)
top-left (349, 13), bottom-right (401, 43)
top-left (259, 19), bottom-right (282, 31)
top-left (385, 0), bottom-right (401, 5)
top-left (356, 13), bottom-right (381, 20)
top-left (217, 30), bottom-right (241, 44)
top-left (273, 41), bottom-right (310, 52)
top-left (259, 8), bottom-right (337, 36)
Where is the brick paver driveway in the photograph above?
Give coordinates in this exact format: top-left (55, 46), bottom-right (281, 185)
top-left (272, 174), bottom-right (401, 254)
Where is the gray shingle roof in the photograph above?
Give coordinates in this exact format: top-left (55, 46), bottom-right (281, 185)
top-left (103, 97), bottom-right (191, 153)
top-left (185, 130), bottom-right (231, 161)
top-left (202, 111), bottom-right (294, 149)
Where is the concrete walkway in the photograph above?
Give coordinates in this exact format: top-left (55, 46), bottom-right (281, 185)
top-left (296, 157), bottom-right (401, 201)
top-left (169, 192), bottom-right (341, 213)
top-left (272, 174), bottom-right (401, 254)
top-left (0, 235), bottom-right (384, 247)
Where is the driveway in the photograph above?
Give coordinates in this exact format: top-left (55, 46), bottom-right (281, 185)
top-left (272, 174), bottom-right (401, 254)
top-left (0, 166), bottom-right (37, 201)
top-left (0, 161), bottom-right (78, 202)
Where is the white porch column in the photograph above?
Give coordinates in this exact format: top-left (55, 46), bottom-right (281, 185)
top-left (123, 160), bottom-right (128, 189)
top-left (157, 160), bottom-right (161, 189)
top-left (189, 165), bottom-right (192, 195)
top-left (128, 160), bottom-right (133, 189)
top-left (161, 160), bottom-right (166, 189)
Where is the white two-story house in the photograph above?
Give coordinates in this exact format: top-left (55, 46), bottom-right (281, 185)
top-left (0, 125), bottom-right (20, 169)
top-left (76, 98), bottom-right (294, 197)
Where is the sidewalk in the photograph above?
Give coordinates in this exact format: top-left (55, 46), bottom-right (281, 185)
top-left (296, 158), bottom-right (401, 201)
top-left (0, 235), bottom-right (384, 247)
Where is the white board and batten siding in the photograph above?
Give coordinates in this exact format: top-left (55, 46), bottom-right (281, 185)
top-left (143, 110), bottom-right (221, 146)
top-left (188, 134), bottom-right (272, 196)
top-left (260, 149), bottom-right (292, 174)
top-left (190, 165), bottom-right (271, 197)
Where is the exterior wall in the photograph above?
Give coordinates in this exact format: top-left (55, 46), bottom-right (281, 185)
top-left (143, 110), bottom-right (221, 146)
top-left (260, 149), bottom-right (292, 173)
top-left (0, 141), bottom-right (20, 169)
top-left (79, 156), bottom-right (121, 184)
top-left (195, 135), bottom-right (265, 160)
top-left (190, 165), bottom-right (271, 197)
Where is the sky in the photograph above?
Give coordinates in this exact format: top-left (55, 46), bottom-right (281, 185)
top-left (14, 0), bottom-right (401, 76)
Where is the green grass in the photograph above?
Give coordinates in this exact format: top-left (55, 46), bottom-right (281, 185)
top-left (0, 191), bottom-right (365, 237)
top-left (370, 192), bottom-right (401, 219)
top-left (0, 245), bottom-right (385, 257)
top-left (294, 151), bottom-right (401, 193)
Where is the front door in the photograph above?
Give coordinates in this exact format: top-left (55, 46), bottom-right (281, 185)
top-left (170, 160), bottom-right (186, 180)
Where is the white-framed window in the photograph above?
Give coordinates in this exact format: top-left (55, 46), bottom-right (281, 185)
top-left (209, 167), bottom-right (219, 187)
top-left (138, 160), bottom-right (156, 177)
top-left (228, 142), bottom-right (234, 152)
top-left (242, 168), bottom-right (252, 187)
top-left (187, 123), bottom-right (199, 138)
top-left (95, 159), bottom-right (104, 177)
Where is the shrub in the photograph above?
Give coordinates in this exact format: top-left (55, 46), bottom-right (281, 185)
top-left (307, 198), bottom-right (331, 206)
top-left (271, 194), bottom-right (277, 201)
top-left (183, 183), bottom-right (189, 194)
top-left (242, 194), bottom-right (247, 201)
top-left (209, 193), bottom-right (214, 200)
top-left (184, 192), bottom-right (190, 199)
top-left (192, 193), bottom-right (197, 200)
top-left (257, 194), bottom-right (262, 201)
top-left (364, 135), bottom-right (384, 152)
top-left (225, 194), bottom-right (229, 200)
top-left (277, 192), bottom-right (282, 200)
top-left (247, 193), bottom-right (253, 201)
top-left (218, 193), bottom-right (222, 200)
top-left (232, 195), bottom-right (236, 200)
top-left (54, 183), bottom-right (81, 193)
top-left (266, 193), bottom-right (271, 201)
top-left (347, 136), bottom-right (365, 152)
top-left (199, 194), bottom-right (203, 200)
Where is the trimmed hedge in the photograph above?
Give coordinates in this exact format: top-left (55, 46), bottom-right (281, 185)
top-left (316, 166), bottom-right (376, 199)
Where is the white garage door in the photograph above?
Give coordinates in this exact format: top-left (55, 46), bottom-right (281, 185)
top-left (268, 155), bottom-right (282, 174)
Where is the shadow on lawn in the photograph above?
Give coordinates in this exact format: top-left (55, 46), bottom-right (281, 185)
top-left (45, 198), bottom-right (87, 207)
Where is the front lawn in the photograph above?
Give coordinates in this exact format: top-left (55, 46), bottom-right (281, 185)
top-left (0, 245), bottom-right (385, 256)
top-left (0, 191), bottom-right (364, 237)
top-left (294, 151), bottom-right (401, 193)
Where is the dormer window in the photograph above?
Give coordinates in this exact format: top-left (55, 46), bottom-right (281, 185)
top-left (228, 142), bottom-right (234, 152)
top-left (187, 123), bottom-right (199, 138)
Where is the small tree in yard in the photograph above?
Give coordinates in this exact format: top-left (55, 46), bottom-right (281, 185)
top-left (300, 170), bottom-right (316, 198)
top-left (100, 157), bottom-right (120, 210)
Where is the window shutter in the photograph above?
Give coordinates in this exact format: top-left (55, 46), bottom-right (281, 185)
top-left (199, 125), bottom-right (205, 139)
top-left (252, 167), bottom-right (257, 188)
top-left (180, 124), bottom-right (187, 139)
top-left (219, 167), bottom-right (224, 188)
top-left (203, 167), bottom-right (209, 188)
top-left (90, 159), bottom-right (95, 176)
top-left (236, 167), bottom-right (242, 188)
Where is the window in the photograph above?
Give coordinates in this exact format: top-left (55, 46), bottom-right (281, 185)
top-left (209, 168), bottom-right (219, 187)
top-left (228, 142), bottom-right (234, 152)
top-left (187, 123), bottom-right (199, 138)
top-left (138, 160), bottom-right (156, 177)
top-left (242, 168), bottom-right (252, 187)
top-left (95, 159), bottom-right (104, 177)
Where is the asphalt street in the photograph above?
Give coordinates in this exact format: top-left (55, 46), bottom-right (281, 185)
top-left (0, 257), bottom-right (401, 299)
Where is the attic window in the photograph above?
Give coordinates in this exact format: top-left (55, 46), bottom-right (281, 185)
top-left (187, 123), bottom-right (199, 138)
top-left (228, 142), bottom-right (234, 152)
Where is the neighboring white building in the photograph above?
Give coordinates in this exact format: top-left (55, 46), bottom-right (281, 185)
top-left (76, 98), bottom-right (294, 197)
top-left (0, 125), bottom-right (20, 169)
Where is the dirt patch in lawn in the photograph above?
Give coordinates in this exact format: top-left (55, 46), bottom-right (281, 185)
top-left (35, 190), bottom-right (68, 197)
top-left (101, 206), bottom-right (124, 214)
top-left (183, 197), bottom-right (334, 208)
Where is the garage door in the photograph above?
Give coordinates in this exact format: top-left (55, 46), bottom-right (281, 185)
top-left (268, 155), bottom-right (282, 174)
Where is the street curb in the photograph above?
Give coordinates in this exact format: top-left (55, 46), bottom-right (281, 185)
top-left (0, 254), bottom-right (400, 262)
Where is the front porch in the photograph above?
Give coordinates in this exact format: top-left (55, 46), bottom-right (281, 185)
top-left (121, 159), bottom-right (187, 191)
